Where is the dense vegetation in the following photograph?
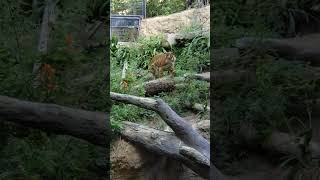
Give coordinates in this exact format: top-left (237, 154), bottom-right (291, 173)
top-left (213, 0), bottom-right (320, 179)
top-left (0, 0), bottom-right (109, 179)
top-left (110, 30), bottom-right (210, 131)
top-left (111, 0), bottom-right (188, 17)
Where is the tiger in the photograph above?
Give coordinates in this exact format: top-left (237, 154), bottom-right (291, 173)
top-left (148, 52), bottom-right (176, 79)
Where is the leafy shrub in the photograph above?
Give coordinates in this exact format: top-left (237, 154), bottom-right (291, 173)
top-left (146, 0), bottom-right (186, 17)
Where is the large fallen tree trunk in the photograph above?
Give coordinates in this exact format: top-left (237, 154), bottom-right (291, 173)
top-left (111, 92), bottom-right (209, 157)
top-left (111, 92), bottom-right (229, 180)
top-left (144, 77), bottom-right (176, 96)
top-left (0, 95), bottom-right (109, 147)
top-left (235, 34), bottom-right (320, 65)
top-left (120, 121), bottom-right (229, 180)
top-left (121, 121), bottom-right (210, 179)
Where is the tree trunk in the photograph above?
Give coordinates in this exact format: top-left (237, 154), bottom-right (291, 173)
top-left (235, 34), bottom-right (320, 66)
top-left (110, 92), bottom-right (229, 179)
top-left (138, 73), bottom-right (210, 96)
top-left (120, 121), bottom-right (210, 179)
top-left (0, 95), bottom-right (110, 147)
top-left (144, 77), bottom-right (176, 96)
top-left (111, 92), bottom-right (209, 157)
top-left (33, 0), bottom-right (56, 87)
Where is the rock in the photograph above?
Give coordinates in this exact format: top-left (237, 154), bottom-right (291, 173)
top-left (140, 6), bottom-right (210, 37)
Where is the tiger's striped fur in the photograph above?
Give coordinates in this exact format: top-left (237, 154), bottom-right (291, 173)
top-left (149, 52), bottom-right (176, 79)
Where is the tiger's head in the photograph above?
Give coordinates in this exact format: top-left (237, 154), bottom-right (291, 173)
top-left (165, 52), bottom-right (176, 62)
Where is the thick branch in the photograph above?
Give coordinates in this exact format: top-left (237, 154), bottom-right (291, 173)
top-left (157, 99), bottom-right (210, 157)
top-left (37, 0), bottom-right (55, 54)
top-left (0, 95), bottom-right (109, 147)
top-left (191, 72), bottom-right (210, 82)
top-left (120, 121), bottom-right (225, 179)
top-left (111, 92), bottom-right (209, 158)
top-left (87, 21), bottom-right (103, 40)
top-left (110, 92), bottom-right (157, 111)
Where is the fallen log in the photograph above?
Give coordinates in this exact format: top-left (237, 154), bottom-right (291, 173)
top-left (161, 30), bottom-right (209, 48)
top-left (185, 102), bottom-right (210, 112)
top-left (110, 92), bottom-right (221, 178)
top-left (111, 92), bottom-right (229, 179)
top-left (136, 73), bottom-right (210, 96)
top-left (0, 95), bottom-right (109, 147)
top-left (144, 77), bottom-right (176, 96)
top-left (235, 34), bottom-right (320, 65)
top-left (110, 92), bottom-right (209, 157)
top-left (239, 125), bottom-right (320, 159)
top-left (120, 121), bottom-right (210, 179)
top-left (188, 72), bottom-right (210, 82)
top-left (120, 121), bottom-right (229, 180)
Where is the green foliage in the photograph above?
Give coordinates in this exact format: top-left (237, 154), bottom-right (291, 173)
top-left (0, 0), bottom-right (109, 179)
top-left (0, 134), bottom-right (106, 180)
top-left (111, 35), bottom-right (165, 69)
top-left (110, 36), bottom-right (119, 57)
top-left (86, 0), bottom-right (110, 22)
top-left (213, 0), bottom-right (320, 177)
top-left (177, 36), bottom-right (210, 72)
top-left (111, 0), bottom-right (144, 15)
top-left (111, 0), bottom-right (186, 17)
top-left (213, 0), bottom-right (320, 37)
top-left (180, 22), bottom-right (204, 34)
top-left (111, 31), bottom-right (210, 129)
top-left (135, 35), bottom-right (166, 69)
top-left (146, 0), bottom-right (186, 17)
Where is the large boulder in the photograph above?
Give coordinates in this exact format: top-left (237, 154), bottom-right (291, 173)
top-left (139, 6), bottom-right (210, 37)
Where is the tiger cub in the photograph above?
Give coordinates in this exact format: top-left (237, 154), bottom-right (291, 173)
top-left (149, 52), bottom-right (176, 79)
